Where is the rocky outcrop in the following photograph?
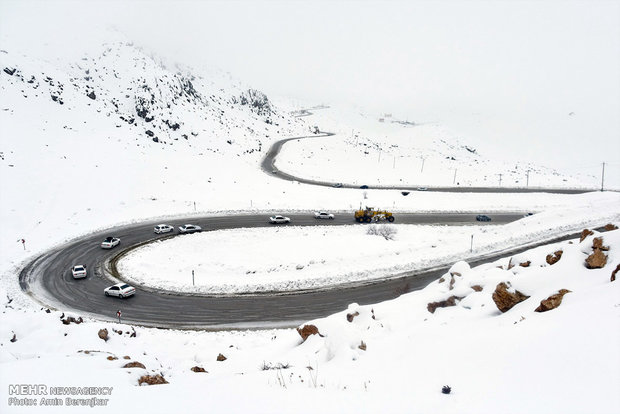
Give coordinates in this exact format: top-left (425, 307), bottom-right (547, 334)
top-left (98, 328), bottom-right (108, 342)
top-left (580, 229), bottom-right (594, 242)
top-left (427, 295), bottom-right (462, 314)
top-left (492, 282), bottom-right (529, 313)
top-left (535, 289), bottom-right (571, 312)
top-left (604, 223), bottom-right (618, 231)
top-left (586, 249), bottom-right (607, 269)
top-left (137, 375), bottom-right (168, 386)
top-left (346, 311), bottom-right (359, 322)
top-left (546, 251), bottom-right (563, 265)
top-left (592, 237), bottom-right (609, 251)
top-left (61, 316), bottom-right (83, 325)
top-left (123, 361), bottom-right (146, 369)
top-left (296, 324), bottom-right (322, 342)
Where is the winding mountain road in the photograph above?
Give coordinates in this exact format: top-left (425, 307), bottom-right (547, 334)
top-left (19, 128), bottom-right (597, 329)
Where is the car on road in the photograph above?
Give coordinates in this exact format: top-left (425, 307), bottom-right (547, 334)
top-left (314, 211), bottom-right (335, 219)
top-left (269, 215), bottom-right (291, 224)
top-left (101, 236), bottom-right (120, 249)
top-left (476, 214), bottom-right (492, 222)
top-left (178, 224), bottom-right (202, 233)
top-left (360, 185), bottom-right (369, 189)
top-left (417, 187), bottom-right (428, 191)
top-left (523, 212), bottom-right (534, 217)
top-left (71, 265), bottom-right (87, 279)
top-left (154, 224), bottom-right (174, 234)
top-left (104, 283), bottom-right (136, 298)
top-left (333, 183), bottom-right (343, 188)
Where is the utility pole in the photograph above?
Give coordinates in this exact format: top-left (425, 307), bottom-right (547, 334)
top-left (499, 174), bottom-right (502, 187)
top-left (421, 157), bottom-right (425, 173)
top-left (192, 270), bottom-right (195, 286)
top-left (453, 169), bottom-right (457, 185)
top-left (601, 162), bottom-right (606, 192)
top-left (526, 170), bottom-right (530, 187)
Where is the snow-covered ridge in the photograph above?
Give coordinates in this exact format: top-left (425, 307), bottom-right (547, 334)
top-left (1, 40), bottom-right (308, 154)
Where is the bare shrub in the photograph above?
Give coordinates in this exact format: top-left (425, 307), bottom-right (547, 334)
top-left (367, 224), bottom-right (397, 240)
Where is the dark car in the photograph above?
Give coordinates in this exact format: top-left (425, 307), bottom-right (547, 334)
top-left (360, 185), bottom-right (369, 189)
top-left (476, 215), bottom-right (491, 222)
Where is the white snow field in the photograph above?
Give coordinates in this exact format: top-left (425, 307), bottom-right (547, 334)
top-left (118, 193), bottom-right (620, 295)
top-left (1, 8), bottom-right (620, 414)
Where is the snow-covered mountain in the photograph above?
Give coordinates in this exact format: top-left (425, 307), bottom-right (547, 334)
top-left (1, 40), bottom-right (309, 155)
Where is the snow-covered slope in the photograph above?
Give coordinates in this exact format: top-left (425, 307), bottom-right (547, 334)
top-left (1, 227), bottom-right (618, 413)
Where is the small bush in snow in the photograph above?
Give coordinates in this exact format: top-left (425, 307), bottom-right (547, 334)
top-left (442, 385), bottom-right (452, 394)
top-left (366, 224), bottom-right (397, 240)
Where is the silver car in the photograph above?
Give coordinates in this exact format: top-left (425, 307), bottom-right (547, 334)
top-left (154, 224), bottom-right (174, 234)
top-left (178, 224), bottom-right (202, 233)
top-left (269, 215), bottom-right (290, 224)
top-left (104, 283), bottom-right (136, 298)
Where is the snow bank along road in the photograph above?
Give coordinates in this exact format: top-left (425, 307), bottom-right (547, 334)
top-left (21, 212), bottom-right (579, 329)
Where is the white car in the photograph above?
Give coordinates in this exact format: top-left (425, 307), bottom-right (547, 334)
top-left (101, 236), bottom-right (120, 249)
top-left (154, 224), bottom-right (174, 234)
top-left (71, 265), bottom-right (87, 279)
top-left (104, 283), bottom-right (136, 298)
top-left (314, 211), bottom-right (335, 219)
top-left (269, 215), bottom-right (291, 224)
top-left (178, 224), bottom-right (202, 233)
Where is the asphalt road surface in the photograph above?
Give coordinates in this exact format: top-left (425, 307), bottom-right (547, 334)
top-left (21, 212), bottom-right (535, 329)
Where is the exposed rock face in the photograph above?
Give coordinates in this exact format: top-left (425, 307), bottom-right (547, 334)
top-left (592, 237), bottom-right (609, 251)
top-left (580, 229), bottom-right (594, 242)
top-left (138, 375), bottom-right (168, 386)
top-left (296, 324), bottom-right (322, 342)
top-left (346, 311), bottom-right (359, 322)
top-left (492, 282), bottom-right (530, 313)
top-left (586, 249), bottom-right (607, 269)
top-left (427, 295), bottom-right (462, 314)
top-left (216, 353), bottom-right (227, 362)
top-left (604, 223), bottom-right (618, 231)
top-left (611, 264), bottom-right (620, 282)
top-left (546, 251), bottom-right (563, 265)
top-left (98, 328), bottom-right (108, 342)
top-left (535, 289), bottom-right (571, 312)
top-left (238, 89), bottom-right (272, 116)
top-left (191, 366), bottom-right (207, 373)
top-left (123, 361), bottom-right (146, 369)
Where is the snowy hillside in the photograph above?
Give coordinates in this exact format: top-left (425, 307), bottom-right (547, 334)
top-left (1, 39), bottom-right (308, 153)
top-left (276, 106), bottom-right (609, 189)
top-left (1, 227), bottom-right (618, 413)
top-left (1, 24), bottom-right (619, 414)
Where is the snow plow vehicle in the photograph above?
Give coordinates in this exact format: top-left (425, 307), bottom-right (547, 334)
top-left (354, 207), bottom-right (395, 223)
